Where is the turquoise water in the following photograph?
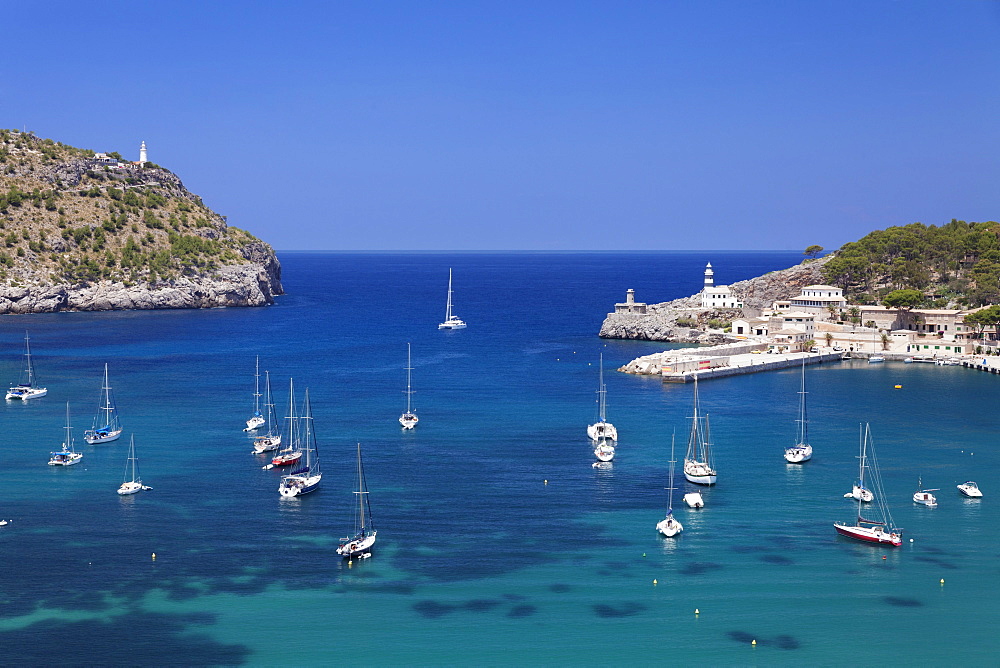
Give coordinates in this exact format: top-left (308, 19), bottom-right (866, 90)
top-left (0, 252), bottom-right (998, 665)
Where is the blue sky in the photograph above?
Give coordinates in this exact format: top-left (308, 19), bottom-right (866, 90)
top-left (4, 1), bottom-right (998, 251)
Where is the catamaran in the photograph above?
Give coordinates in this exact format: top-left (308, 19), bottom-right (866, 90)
top-left (783, 358), bottom-right (813, 463)
top-left (6, 332), bottom-right (47, 400)
top-left (278, 388), bottom-right (322, 497)
top-left (834, 423), bottom-right (901, 546)
top-left (587, 354), bottom-right (618, 442)
top-left (252, 370), bottom-right (282, 454)
top-left (656, 434), bottom-right (684, 537)
top-left (336, 443), bottom-right (377, 558)
top-left (683, 377), bottom-right (717, 485)
top-left (48, 403), bottom-right (83, 466)
top-left (117, 435), bottom-right (151, 495)
top-left (270, 379), bottom-right (302, 468)
top-left (244, 356), bottom-right (265, 431)
top-left (438, 268), bottom-right (467, 329)
top-left (84, 364), bottom-right (123, 444)
top-left (399, 343), bottom-right (419, 429)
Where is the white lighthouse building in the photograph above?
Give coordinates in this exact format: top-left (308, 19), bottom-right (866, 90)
top-left (139, 141), bottom-right (147, 166)
top-left (700, 262), bottom-right (743, 309)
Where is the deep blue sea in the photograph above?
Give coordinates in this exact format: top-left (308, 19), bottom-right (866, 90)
top-left (1, 252), bottom-right (998, 666)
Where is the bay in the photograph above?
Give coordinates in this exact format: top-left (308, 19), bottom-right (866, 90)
top-left (0, 251), bottom-right (997, 665)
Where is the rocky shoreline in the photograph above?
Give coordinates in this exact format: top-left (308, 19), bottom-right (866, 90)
top-left (599, 256), bottom-right (831, 342)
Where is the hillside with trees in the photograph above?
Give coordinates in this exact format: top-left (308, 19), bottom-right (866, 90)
top-left (821, 220), bottom-right (1000, 307)
top-left (0, 129), bottom-right (281, 312)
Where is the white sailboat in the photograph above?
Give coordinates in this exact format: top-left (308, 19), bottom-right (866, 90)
top-left (278, 388), bottom-right (322, 497)
top-left (48, 403), bottom-right (83, 466)
top-left (117, 435), bottom-right (151, 495)
top-left (594, 440), bottom-right (615, 462)
top-left (834, 423), bottom-right (901, 546)
top-left (336, 443), bottom-right (377, 558)
top-left (656, 434), bottom-right (684, 537)
top-left (244, 356), bottom-right (265, 431)
top-left (913, 477), bottom-right (939, 507)
top-left (587, 354), bottom-right (618, 442)
top-left (252, 370), bottom-right (282, 453)
top-left (783, 358), bottom-right (813, 463)
top-left (84, 364), bottom-right (123, 444)
top-left (6, 332), bottom-right (47, 400)
top-left (399, 343), bottom-right (419, 429)
top-left (683, 377), bottom-right (717, 485)
top-left (438, 268), bottom-right (467, 329)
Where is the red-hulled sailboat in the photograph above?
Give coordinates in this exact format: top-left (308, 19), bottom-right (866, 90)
top-left (271, 378), bottom-right (302, 468)
top-left (834, 423), bottom-right (902, 547)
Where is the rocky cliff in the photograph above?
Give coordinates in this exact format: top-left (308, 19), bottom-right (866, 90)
top-left (0, 129), bottom-right (282, 313)
top-left (599, 255), bottom-right (832, 342)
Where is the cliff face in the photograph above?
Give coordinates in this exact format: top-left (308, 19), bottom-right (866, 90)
top-left (599, 256), bottom-right (831, 342)
top-left (0, 129), bottom-right (283, 313)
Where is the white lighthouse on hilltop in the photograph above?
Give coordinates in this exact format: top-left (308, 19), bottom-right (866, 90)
top-left (139, 141), bottom-right (147, 166)
top-left (700, 262), bottom-right (743, 309)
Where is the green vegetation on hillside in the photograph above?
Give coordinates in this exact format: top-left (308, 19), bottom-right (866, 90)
top-left (822, 220), bottom-right (1000, 307)
top-left (0, 129), bottom-right (267, 287)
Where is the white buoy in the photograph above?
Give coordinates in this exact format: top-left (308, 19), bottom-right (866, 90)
top-left (652, 579), bottom-right (657, 585)
top-left (695, 608), bottom-right (700, 615)
top-left (151, 553), bottom-right (156, 560)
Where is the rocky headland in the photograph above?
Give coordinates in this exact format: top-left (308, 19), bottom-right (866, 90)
top-left (599, 255), bottom-right (832, 342)
top-left (0, 130), bottom-right (282, 314)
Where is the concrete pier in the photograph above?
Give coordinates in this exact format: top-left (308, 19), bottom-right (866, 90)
top-left (662, 351), bottom-right (843, 383)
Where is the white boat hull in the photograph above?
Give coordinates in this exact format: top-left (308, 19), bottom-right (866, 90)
top-left (279, 473), bottom-right (322, 497)
top-left (48, 452), bottom-right (83, 466)
top-left (337, 531), bottom-right (377, 557)
top-left (594, 444), bottom-right (615, 462)
top-left (684, 460), bottom-right (716, 485)
top-left (438, 318), bottom-right (467, 330)
top-left (253, 434), bottom-right (281, 453)
top-left (849, 484), bottom-right (874, 502)
top-left (244, 415), bottom-right (265, 432)
top-left (784, 444), bottom-right (812, 463)
top-left (913, 492), bottom-right (937, 506)
top-left (587, 421), bottom-right (618, 442)
top-left (6, 386), bottom-right (47, 400)
top-left (117, 481), bottom-right (144, 495)
top-left (399, 413), bottom-right (419, 429)
top-left (656, 515), bottom-right (683, 537)
top-left (683, 492), bottom-right (704, 508)
top-left (85, 429), bottom-right (123, 445)
top-left (958, 482), bottom-right (983, 498)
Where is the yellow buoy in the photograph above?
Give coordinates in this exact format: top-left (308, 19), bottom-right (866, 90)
top-left (151, 553), bottom-right (156, 560)
top-left (652, 579), bottom-right (658, 585)
top-left (894, 385), bottom-right (902, 389)
top-left (348, 560), bottom-right (353, 568)
top-left (940, 578), bottom-right (945, 584)
top-left (751, 639), bottom-right (757, 646)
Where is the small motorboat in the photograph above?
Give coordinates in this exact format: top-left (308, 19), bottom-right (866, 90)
top-left (913, 477), bottom-right (938, 507)
top-left (957, 481), bottom-right (983, 498)
top-left (683, 492), bottom-right (705, 508)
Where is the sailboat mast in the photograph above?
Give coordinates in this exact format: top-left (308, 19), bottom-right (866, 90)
top-left (263, 371), bottom-right (273, 433)
top-left (356, 443), bottom-right (366, 532)
top-left (302, 388), bottom-right (313, 469)
top-left (65, 402), bottom-right (72, 450)
top-left (857, 423), bottom-right (867, 522)
top-left (405, 343), bottom-right (414, 412)
top-left (797, 359), bottom-right (808, 445)
top-left (445, 268), bottom-right (454, 321)
top-left (668, 432), bottom-right (677, 512)
top-left (253, 356), bottom-right (261, 414)
top-left (598, 353), bottom-right (607, 422)
top-left (24, 332), bottom-right (34, 385)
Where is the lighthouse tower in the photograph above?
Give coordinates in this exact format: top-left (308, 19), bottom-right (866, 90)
top-left (139, 141), bottom-right (147, 166)
top-left (704, 262), bottom-right (715, 288)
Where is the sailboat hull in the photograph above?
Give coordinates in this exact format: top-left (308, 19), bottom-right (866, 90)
top-left (833, 522), bottom-right (901, 546)
top-left (656, 516), bottom-right (683, 537)
top-left (244, 415), bottom-right (265, 432)
top-left (399, 413), bottom-right (419, 429)
top-left (684, 460), bottom-right (716, 485)
top-left (438, 320), bottom-right (466, 330)
top-left (587, 422), bottom-right (618, 442)
top-left (337, 532), bottom-right (376, 557)
top-left (48, 453), bottom-right (83, 466)
top-left (117, 481), bottom-right (144, 496)
top-left (6, 386), bottom-right (47, 400)
top-left (594, 444), bottom-right (615, 462)
top-left (784, 444), bottom-right (813, 463)
top-left (279, 473), bottom-right (322, 497)
top-left (84, 429), bottom-right (123, 445)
